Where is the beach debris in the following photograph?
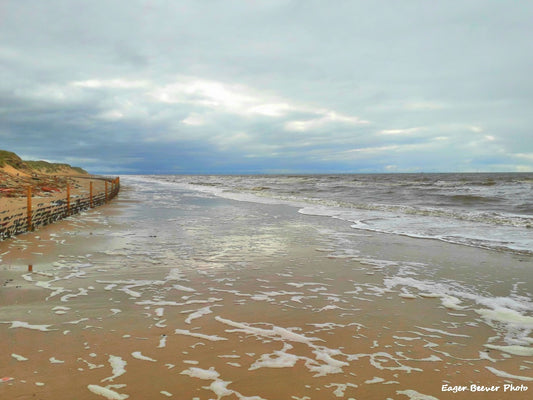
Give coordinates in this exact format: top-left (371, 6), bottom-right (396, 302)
top-left (1, 377), bottom-right (14, 383)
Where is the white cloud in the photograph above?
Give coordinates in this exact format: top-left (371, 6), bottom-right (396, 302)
top-left (284, 111), bottom-right (369, 132)
top-left (68, 74), bottom-right (372, 149)
top-left (379, 127), bottom-right (424, 135)
top-left (283, 120), bottom-right (314, 132)
top-left (181, 113), bottom-right (207, 126)
top-left (248, 103), bottom-right (292, 117)
top-left (514, 153), bottom-right (533, 161)
top-left (71, 79), bottom-right (150, 89)
top-left (149, 77), bottom-right (369, 133)
top-left (99, 110), bottom-right (124, 120)
top-left (329, 138), bottom-right (452, 162)
top-left (345, 144), bottom-right (402, 154)
top-left (149, 78), bottom-right (259, 114)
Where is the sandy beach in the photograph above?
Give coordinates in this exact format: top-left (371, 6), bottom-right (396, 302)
top-left (0, 176), bottom-right (531, 399)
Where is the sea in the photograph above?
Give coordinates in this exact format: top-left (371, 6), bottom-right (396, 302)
top-left (143, 172), bottom-right (533, 254)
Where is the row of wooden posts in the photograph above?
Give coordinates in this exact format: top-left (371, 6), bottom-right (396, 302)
top-left (25, 177), bottom-right (120, 231)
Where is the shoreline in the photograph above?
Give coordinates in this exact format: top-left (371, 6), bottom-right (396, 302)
top-left (1, 177), bottom-right (531, 399)
top-left (136, 173), bottom-right (533, 256)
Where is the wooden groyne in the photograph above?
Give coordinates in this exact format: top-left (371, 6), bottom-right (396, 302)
top-left (0, 177), bottom-right (120, 240)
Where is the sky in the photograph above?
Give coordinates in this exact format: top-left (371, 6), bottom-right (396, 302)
top-left (1, 0), bottom-right (532, 174)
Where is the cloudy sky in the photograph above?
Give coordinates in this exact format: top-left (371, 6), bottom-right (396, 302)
top-left (1, 0), bottom-right (532, 174)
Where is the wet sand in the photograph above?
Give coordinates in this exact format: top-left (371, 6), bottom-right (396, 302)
top-left (1, 179), bottom-right (532, 399)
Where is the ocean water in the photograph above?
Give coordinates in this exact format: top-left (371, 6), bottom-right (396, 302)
top-left (147, 173), bottom-right (533, 254)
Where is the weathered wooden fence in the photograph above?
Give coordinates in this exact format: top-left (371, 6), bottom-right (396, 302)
top-left (0, 177), bottom-right (120, 240)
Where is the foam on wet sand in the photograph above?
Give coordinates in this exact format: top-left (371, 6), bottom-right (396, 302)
top-left (87, 384), bottom-right (129, 400)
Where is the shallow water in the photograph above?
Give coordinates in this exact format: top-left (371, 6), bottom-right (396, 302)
top-left (0, 176), bottom-right (532, 399)
top-left (152, 173), bottom-right (533, 254)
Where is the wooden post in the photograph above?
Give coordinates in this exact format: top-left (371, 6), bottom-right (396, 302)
top-left (66, 184), bottom-right (71, 215)
top-left (90, 182), bottom-right (93, 207)
top-left (27, 186), bottom-right (32, 231)
top-left (105, 181), bottom-right (108, 202)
